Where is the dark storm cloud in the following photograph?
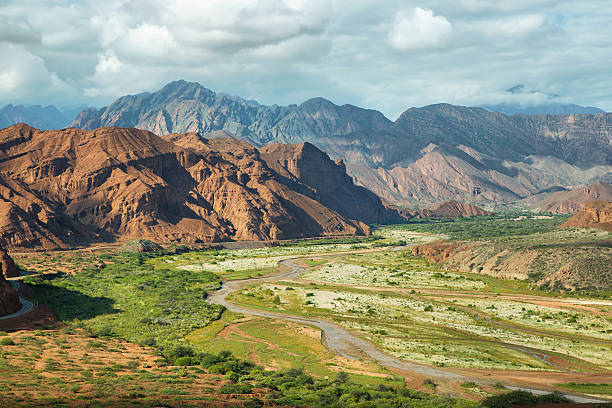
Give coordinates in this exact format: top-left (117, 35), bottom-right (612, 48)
top-left (0, 0), bottom-right (610, 117)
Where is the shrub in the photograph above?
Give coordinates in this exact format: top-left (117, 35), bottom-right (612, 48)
top-left (219, 382), bottom-right (253, 394)
top-left (482, 390), bottom-right (569, 408)
top-left (174, 356), bottom-right (196, 366)
top-left (0, 337), bottom-right (14, 345)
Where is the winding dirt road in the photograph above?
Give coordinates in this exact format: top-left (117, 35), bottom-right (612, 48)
top-left (207, 259), bottom-right (608, 403)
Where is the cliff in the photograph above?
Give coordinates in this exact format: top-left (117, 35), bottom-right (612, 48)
top-left (561, 200), bottom-right (612, 232)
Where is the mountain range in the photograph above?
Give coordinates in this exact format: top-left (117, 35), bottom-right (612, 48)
top-left (0, 104), bottom-right (85, 130)
top-left (0, 123), bottom-right (402, 250)
top-left (70, 80), bottom-right (612, 207)
top-left (481, 85), bottom-right (605, 115)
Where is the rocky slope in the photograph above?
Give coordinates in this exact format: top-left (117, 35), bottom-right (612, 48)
top-left (561, 201), bottom-right (612, 232)
top-left (0, 124), bottom-right (397, 250)
top-left (0, 245), bottom-right (20, 316)
top-left (416, 200), bottom-right (491, 218)
top-left (518, 182), bottom-right (612, 214)
top-left (413, 232), bottom-right (612, 290)
top-left (259, 142), bottom-right (399, 224)
top-left (71, 81), bottom-right (612, 206)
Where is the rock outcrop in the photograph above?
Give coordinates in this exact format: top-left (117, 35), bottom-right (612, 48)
top-left (561, 201), bottom-right (612, 232)
top-left (0, 245), bottom-right (20, 316)
top-left (0, 246), bottom-right (18, 278)
top-left (519, 182), bottom-right (612, 214)
top-left (416, 200), bottom-right (491, 218)
top-left (71, 81), bottom-right (612, 207)
top-left (0, 124), bottom-right (384, 250)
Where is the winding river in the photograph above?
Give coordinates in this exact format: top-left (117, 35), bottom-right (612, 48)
top-left (207, 259), bottom-right (608, 403)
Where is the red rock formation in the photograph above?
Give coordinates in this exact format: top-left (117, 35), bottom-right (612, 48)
top-left (0, 246), bottom-right (18, 278)
top-left (259, 142), bottom-right (402, 224)
top-left (561, 200), bottom-right (612, 231)
top-left (417, 200), bottom-right (491, 218)
top-left (0, 124), bottom-right (373, 249)
top-left (0, 245), bottom-right (20, 316)
top-left (412, 242), bottom-right (462, 263)
top-left (520, 182), bottom-right (612, 214)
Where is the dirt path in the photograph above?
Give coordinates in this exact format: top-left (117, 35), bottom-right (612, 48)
top-left (207, 259), bottom-right (609, 403)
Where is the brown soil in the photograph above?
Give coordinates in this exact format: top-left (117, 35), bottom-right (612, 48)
top-left (0, 329), bottom-right (268, 407)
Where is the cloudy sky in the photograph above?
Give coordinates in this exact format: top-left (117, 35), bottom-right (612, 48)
top-left (1, 0), bottom-right (610, 119)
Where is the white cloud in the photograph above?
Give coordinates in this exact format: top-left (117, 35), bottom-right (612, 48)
top-left (95, 51), bottom-right (122, 75)
top-left (0, 43), bottom-right (74, 104)
top-left (388, 7), bottom-right (452, 51)
top-left (0, 1), bottom-right (611, 115)
top-left (478, 14), bottom-right (545, 37)
top-left (119, 23), bottom-right (176, 58)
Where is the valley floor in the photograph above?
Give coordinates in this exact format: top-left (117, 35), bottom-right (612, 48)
top-left (3, 218), bottom-right (612, 406)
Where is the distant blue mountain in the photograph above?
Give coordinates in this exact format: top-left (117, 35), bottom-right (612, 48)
top-left (483, 103), bottom-right (605, 115)
top-left (0, 104), bottom-right (89, 130)
top-left (482, 85), bottom-right (606, 115)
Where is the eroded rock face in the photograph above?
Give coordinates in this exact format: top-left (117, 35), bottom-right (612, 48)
top-left (561, 201), bottom-right (612, 231)
top-left (417, 200), bottom-right (491, 218)
top-left (519, 182), bottom-right (612, 214)
top-left (0, 246), bottom-right (18, 278)
top-left (259, 142), bottom-right (402, 224)
top-left (0, 245), bottom-right (20, 316)
top-left (0, 124), bottom-right (375, 250)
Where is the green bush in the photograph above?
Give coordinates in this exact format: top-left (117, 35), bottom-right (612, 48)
top-left (482, 390), bottom-right (569, 408)
top-left (174, 356), bottom-right (196, 366)
top-left (0, 337), bottom-right (14, 345)
top-left (219, 382), bottom-right (253, 394)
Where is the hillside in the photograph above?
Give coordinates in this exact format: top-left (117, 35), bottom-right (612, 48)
top-left (0, 124), bottom-right (400, 250)
top-left (518, 182), bottom-right (612, 214)
top-left (416, 200), bottom-right (491, 218)
top-left (71, 81), bottom-right (612, 207)
top-left (413, 227), bottom-right (612, 290)
top-left (561, 200), bottom-right (612, 232)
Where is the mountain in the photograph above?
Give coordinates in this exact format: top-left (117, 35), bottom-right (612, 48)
top-left (0, 104), bottom-right (85, 130)
top-left (561, 201), bottom-right (612, 232)
top-left (0, 124), bottom-right (401, 250)
top-left (417, 200), bottom-right (491, 218)
top-left (72, 81), bottom-right (612, 206)
top-left (483, 103), bottom-right (605, 116)
top-left (72, 80), bottom-right (391, 146)
top-left (518, 182), bottom-right (612, 214)
top-left (0, 245), bottom-right (20, 316)
top-left (259, 142), bottom-right (399, 224)
top-left (482, 85), bottom-right (606, 115)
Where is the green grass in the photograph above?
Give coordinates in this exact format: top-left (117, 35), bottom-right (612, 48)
top-left (391, 213), bottom-right (571, 240)
top-left (558, 382), bottom-right (612, 396)
top-left (187, 311), bottom-right (400, 386)
top-left (25, 252), bottom-right (223, 353)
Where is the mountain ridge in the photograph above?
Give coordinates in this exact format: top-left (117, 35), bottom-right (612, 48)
top-left (0, 123), bottom-right (402, 250)
top-left (64, 80), bottom-right (612, 206)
